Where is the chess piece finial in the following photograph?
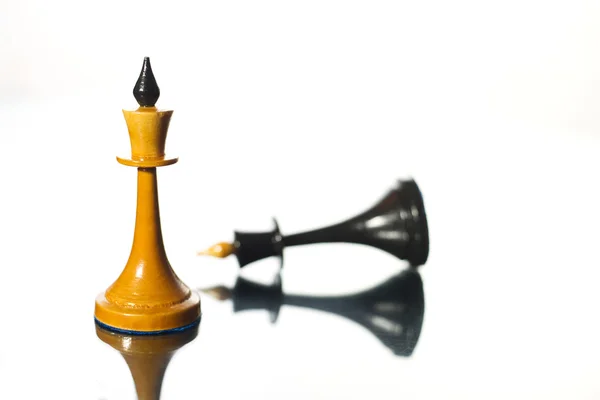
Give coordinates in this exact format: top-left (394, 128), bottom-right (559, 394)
top-left (198, 179), bottom-right (430, 268)
top-left (133, 57), bottom-right (160, 107)
top-left (96, 324), bottom-right (198, 399)
top-left (95, 58), bottom-right (201, 334)
top-left (201, 269), bottom-right (424, 356)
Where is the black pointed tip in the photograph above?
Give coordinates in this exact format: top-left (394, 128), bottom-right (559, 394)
top-left (133, 57), bottom-right (160, 107)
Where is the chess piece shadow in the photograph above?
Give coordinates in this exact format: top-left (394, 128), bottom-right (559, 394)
top-left (199, 179), bottom-right (429, 269)
top-left (202, 268), bottom-right (424, 356)
top-left (96, 324), bottom-right (199, 400)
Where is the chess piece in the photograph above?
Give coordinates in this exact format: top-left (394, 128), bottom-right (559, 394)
top-left (95, 57), bottom-right (201, 334)
top-left (199, 179), bottom-right (429, 268)
top-left (202, 268), bottom-right (424, 356)
top-left (96, 324), bottom-right (198, 400)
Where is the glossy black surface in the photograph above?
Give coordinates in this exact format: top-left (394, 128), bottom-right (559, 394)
top-left (229, 268), bottom-right (424, 356)
top-left (133, 57), bottom-right (160, 107)
top-left (232, 179), bottom-right (429, 268)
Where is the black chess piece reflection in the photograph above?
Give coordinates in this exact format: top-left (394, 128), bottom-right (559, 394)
top-left (199, 179), bottom-right (429, 268)
top-left (202, 268), bottom-right (425, 356)
top-left (96, 325), bottom-right (198, 400)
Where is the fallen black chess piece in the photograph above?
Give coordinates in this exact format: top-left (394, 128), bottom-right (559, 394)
top-left (199, 179), bottom-right (429, 268)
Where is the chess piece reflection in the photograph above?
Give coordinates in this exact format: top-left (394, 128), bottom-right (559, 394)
top-left (199, 179), bottom-right (429, 268)
top-left (95, 57), bottom-right (201, 334)
top-left (202, 268), bottom-right (424, 356)
top-left (96, 325), bottom-right (198, 400)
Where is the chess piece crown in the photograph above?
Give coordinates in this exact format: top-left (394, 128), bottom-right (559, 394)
top-left (94, 57), bottom-right (201, 334)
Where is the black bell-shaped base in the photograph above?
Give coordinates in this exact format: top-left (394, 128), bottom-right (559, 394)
top-left (230, 179), bottom-right (429, 268)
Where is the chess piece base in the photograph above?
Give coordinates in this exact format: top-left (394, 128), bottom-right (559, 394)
top-left (94, 292), bottom-right (201, 334)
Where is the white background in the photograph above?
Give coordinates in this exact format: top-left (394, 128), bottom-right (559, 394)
top-left (1, 0), bottom-right (600, 399)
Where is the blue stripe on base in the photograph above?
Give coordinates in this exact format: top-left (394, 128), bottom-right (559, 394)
top-left (94, 317), bottom-right (201, 336)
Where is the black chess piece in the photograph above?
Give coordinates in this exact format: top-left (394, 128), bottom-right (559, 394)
top-left (202, 268), bottom-right (425, 356)
top-left (199, 178), bottom-right (429, 268)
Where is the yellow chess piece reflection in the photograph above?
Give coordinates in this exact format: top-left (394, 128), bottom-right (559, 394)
top-left (96, 324), bottom-right (198, 399)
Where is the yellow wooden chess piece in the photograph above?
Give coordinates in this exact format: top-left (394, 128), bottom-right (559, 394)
top-left (95, 57), bottom-right (201, 334)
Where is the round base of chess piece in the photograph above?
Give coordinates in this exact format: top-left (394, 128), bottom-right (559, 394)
top-left (94, 292), bottom-right (201, 335)
top-left (397, 179), bottom-right (429, 266)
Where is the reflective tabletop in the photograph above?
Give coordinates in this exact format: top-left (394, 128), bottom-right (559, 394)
top-left (2, 57), bottom-right (600, 399)
top-left (2, 135), bottom-right (600, 400)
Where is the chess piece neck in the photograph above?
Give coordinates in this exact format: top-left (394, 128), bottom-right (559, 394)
top-left (283, 220), bottom-right (356, 246)
top-left (130, 168), bottom-right (168, 263)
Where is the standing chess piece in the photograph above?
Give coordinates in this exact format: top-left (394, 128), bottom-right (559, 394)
top-left (199, 179), bottom-right (429, 268)
top-left (95, 58), bottom-right (201, 334)
top-left (202, 268), bottom-right (424, 356)
top-left (96, 324), bottom-right (198, 400)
